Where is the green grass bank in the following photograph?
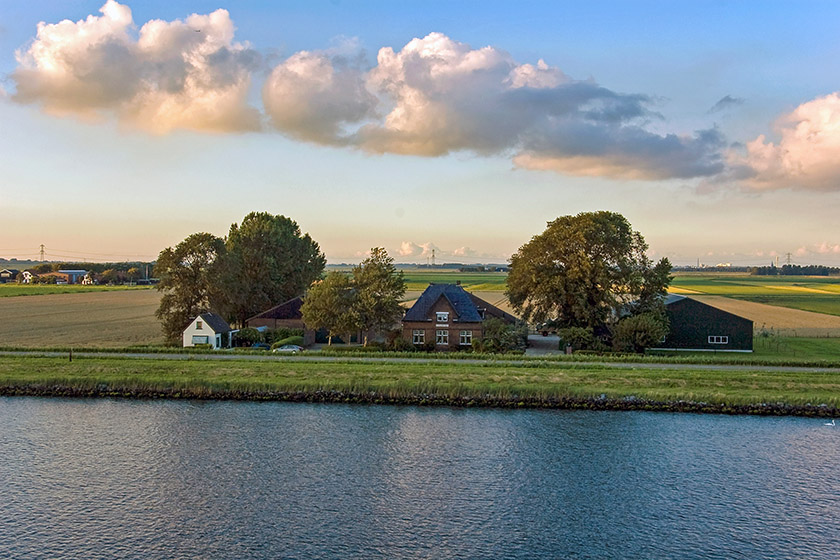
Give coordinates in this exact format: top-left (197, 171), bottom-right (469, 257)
top-left (2, 355), bottom-right (839, 417)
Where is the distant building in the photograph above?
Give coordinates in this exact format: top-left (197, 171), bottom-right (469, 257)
top-left (654, 295), bottom-right (753, 352)
top-left (182, 312), bottom-right (233, 349)
top-left (58, 270), bottom-right (88, 284)
top-left (0, 269), bottom-right (20, 283)
top-left (402, 283), bottom-right (518, 351)
top-left (245, 297), bottom-right (316, 345)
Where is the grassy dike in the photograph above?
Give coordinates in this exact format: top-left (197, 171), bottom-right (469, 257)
top-left (1, 355), bottom-right (839, 416)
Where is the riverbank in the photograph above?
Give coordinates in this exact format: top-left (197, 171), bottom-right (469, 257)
top-left (2, 355), bottom-right (839, 416)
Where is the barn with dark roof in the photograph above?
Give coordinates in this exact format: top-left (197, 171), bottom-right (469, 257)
top-left (402, 283), bottom-right (518, 350)
top-left (654, 295), bottom-right (754, 352)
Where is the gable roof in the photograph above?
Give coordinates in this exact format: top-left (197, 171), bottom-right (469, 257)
top-left (403, 283), bottom-right (484, 323)
top-left (468, 293), bottom-right (519, 323)
top-left (246, 297), bottom-right (303, 322)
top-left (198, 312), bottom-right (232, 333)
top-left (665, 294), bottom-right (753, 325)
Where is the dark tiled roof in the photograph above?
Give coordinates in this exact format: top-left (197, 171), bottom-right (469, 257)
top-left (664, 294), bottom-right (686, 305)
top-left (199, 312), bottom-right (232, 333)
top-left (468, 293), bottom-right (519, 323)
top-left (246, 297), bottom-right (303, 322)
top-left (403, 284), bottom-right (483, 323)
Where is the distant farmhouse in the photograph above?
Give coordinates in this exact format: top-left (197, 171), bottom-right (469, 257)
top-left (0, 269), bottom-right (19, 283)
top-left (654, 295), bottom-right (753, 352)
top-left (183, 312), bottom-right (233, 349)
top-left (402, 283), bottom-right (518, 351)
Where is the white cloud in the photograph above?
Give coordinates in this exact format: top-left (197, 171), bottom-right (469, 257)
top-left (397, 241), bottom-right (437, 258)
top-left (264, 32), bottom-right (725, 180)
top-left (12, 1), bottom-right (260, 133)
top-left (732, 93), bottom-right (840, 191)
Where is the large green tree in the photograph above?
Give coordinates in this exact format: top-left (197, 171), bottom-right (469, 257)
top-left (300, 271), bottom-right (359, 345)
top-left (154, 232), bottom-right (226, 344)
top-left (506, 211), bottom-right (672, 331)
top-left (218, 212), bottom-right (326, 326)
top-left (352, 247), bottom-right (406, 345)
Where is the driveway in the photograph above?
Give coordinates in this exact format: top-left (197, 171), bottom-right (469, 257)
top-left (526, 334), bottom-right (563, 356)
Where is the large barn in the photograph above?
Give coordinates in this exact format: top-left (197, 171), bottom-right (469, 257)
top-left (654, 295), bottom-right (753, 352)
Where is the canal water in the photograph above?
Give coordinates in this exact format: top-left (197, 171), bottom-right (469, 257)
top-left (1, 398), bottom-right (838, 559)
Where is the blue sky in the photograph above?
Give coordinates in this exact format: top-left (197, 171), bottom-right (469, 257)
top-left (2, 1), bottom-right (840, 265)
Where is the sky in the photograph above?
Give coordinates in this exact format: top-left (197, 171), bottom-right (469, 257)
top-left (2, 1), bottom-right (840, 266)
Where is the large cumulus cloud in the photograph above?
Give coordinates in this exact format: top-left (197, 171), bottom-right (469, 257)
top-left (11, 3), bottom-right (729, 181)
top-left (12, 0), bottom-right (260, 133)
top-left (263, 32), bottom-right (724, 180)
top-left (732, 93), bottom-right (840, 191)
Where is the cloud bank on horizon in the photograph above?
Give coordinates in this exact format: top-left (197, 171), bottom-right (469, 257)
top-left (9, 1), bottom-right (840, 191)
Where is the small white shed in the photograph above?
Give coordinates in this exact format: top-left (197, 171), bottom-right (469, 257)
top-left (182, 312), bottom-right (232, 349)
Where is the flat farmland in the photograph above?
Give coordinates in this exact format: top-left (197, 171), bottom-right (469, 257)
top-left (0, 289), bottom-right (163, 347)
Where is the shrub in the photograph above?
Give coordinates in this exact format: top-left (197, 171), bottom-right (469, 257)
top-left (271, 335), bottom-right (305, 349)
top-left (390, 336), bottom-right (415, 352)
top-left (558, 327), bottom-right (596, 351)
top-left (612, 313), bottom-right (669, 354)
top-left (234, 327), bottom-right (263, 346)
top-left (264, 327), bottom-right (304, 344)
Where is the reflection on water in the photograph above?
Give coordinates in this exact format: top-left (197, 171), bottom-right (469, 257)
top-left (1, 398), bottom-right (839, 559)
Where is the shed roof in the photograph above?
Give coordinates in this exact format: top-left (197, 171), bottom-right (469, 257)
top-left (403, 283), bottom-right (483, 323)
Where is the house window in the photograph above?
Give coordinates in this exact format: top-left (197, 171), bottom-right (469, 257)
top-left (412, 330), bottom-right (425, 344)
top-left (436, 330), bottom-right (449, 345)
top-left (436, 311), bottom-right (449, 323)
top-left (460, 330), bottom-right (473, 345)
top-left (192, 335), bottom-right (209, 345)
top-left (196, 321), bottom-right (203, 330)
top-left (708, 336), bottom-right (729, 344)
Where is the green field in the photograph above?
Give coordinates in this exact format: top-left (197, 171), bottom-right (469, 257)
top-left (671, 273), bottom-right (840, 316)
top-left (1, 355), bottom-right (839, 413)
top-left (0, 284), bottom-right (153, 297)
top-left (401, 270), bottom-right (508, 291)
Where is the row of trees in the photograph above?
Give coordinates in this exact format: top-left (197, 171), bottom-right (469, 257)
top-left (155, 212), bottom-right (325, 344)
top-left (751, 264), bottom-right (840, 276)
top-left (301, 248), bottom-right (405, 345)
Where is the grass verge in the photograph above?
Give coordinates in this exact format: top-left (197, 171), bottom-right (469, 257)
top-left (1, 355), bottom-right (839, 416)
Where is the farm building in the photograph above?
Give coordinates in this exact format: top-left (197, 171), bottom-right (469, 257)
top-left (182, 312), bottom-right (233, 349)
top-left (0, 269), bottom-right (19, 283)
top-left (245, 297), bottom-right (316, 346)
top-left (58, 270), bottom-right (88, 284)
top-left (654, 295), bottom-right (753, 352)
top-left (402, 283), bottom-right (518, 351)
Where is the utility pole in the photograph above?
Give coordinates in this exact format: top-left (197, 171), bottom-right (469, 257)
top-left (431, 248), bottom-right (436, 267)
top-left (39, 244), bottom-right (45, 262)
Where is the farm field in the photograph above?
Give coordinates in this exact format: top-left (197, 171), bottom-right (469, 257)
top-left (0, 290), bottom-right (163, 347)
top-left (670, 273), bottom-right (840, 316)
top-left (0, 284), bottom-right (150, 297)
top-left (401, 270), bottom-right (507, 291)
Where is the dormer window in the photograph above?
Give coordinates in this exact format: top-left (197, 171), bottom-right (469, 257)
top-left (436, 312), bottom-right (449, 322)
top-left (196, 321), bottom-right (203, 330)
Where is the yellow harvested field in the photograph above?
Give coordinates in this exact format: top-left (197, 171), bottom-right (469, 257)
top-left (692, 295), bottom-right (840, 336)
top-left (668, 287), bottom-right (703, 294)
top-left (0, 290), bottom-right (163, 347)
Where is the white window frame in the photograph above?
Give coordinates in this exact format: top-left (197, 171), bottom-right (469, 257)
top-left (436, 329), bottom-right (449, 345)
top-left (459, 330), bottom-right (472, 345)
top-left (436, 311), bottom-right (449, 323)
top-left (708, 335), bottom-right (729, 344)
top-left (192, 335), bottom-right (209, 345)
top-left (412, 330), bottom-right (425, 344)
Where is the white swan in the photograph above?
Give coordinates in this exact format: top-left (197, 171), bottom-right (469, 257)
top-left (825, 419), bottom-right (836, 426)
